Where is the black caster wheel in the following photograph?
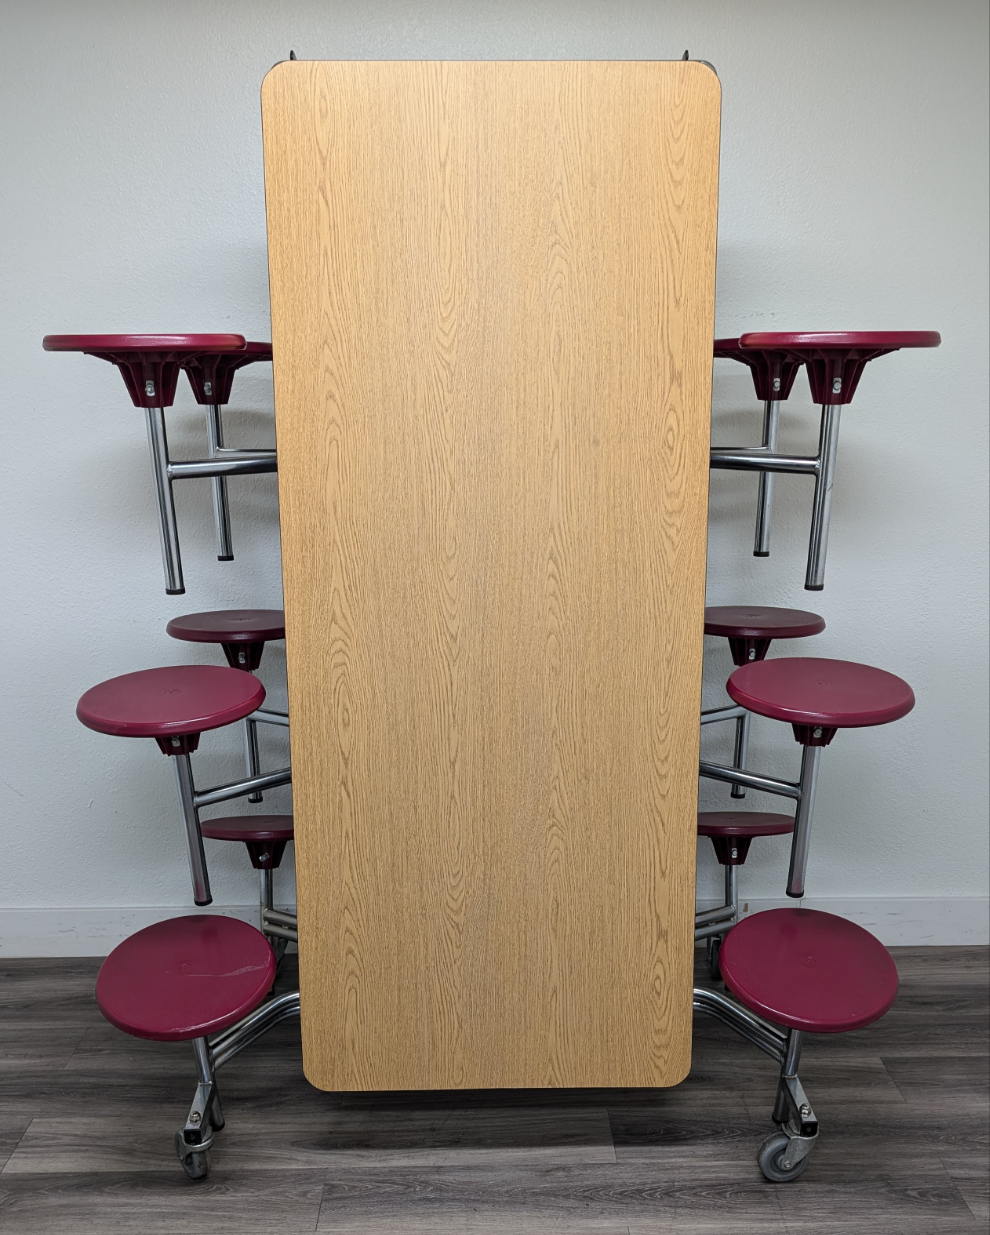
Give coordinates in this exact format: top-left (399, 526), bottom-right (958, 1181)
top-left (707, 936), bottom-right (722, 981)
top-left (757, 1132), bottom-right (810, 1183)
top-left (175, 1133), bottom-right (211, 1180)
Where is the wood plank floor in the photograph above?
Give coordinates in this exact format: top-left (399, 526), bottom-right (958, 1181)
top-left (0, 946), bottom-right (986, 1233)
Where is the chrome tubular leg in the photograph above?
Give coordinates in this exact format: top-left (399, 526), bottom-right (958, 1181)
top-left (243, 716), bottom-right (263, 803)
top-left (191, 1034), bottom-right (213, 1083)
top-left (259, 866), bottom-right (287, 963)
top-left (730, 711), bottom-right (751, 800)
top-left (190, 1035), bottom-right (223, 1129)
top-left (144, 407), bottom-right (184, 594)
top-left (175, 1036), bottom-right (222, 1175)
top-left (260, 866), bottom-right (274, 928)
top-left (725, 863), bottom-right (738, 920)
top-left (771, 1029), bottom-right (819, 1171)
top-left (205, 404), bottom-right (234, 561)
top-left (782, 1027), bottom-right (803, 1077)
top-left (805, 403), bottom-right (842, 590)
top-left (702, 863), bottom-right (739, 967)
top-left (172, 753), bottom-right (212, 906)
top-left (786, 745), bottom-right (822, 899)
top-left (754, 398), bottom-right (780, 556)
top-left (774, 1027), bottom-right (807, 1126)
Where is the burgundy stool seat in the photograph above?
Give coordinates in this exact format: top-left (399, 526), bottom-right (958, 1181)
top-left (77, 665), bottom-right (264, 746)
top-left (727, 657), bottom-right (915, 737)
top-left (42, 334), bottom-right (251, 409)
top-left (719, 908), bottom-right (898, 1033)
top-left (705, 606), bottom-right (826, 641)
top-left (200, 815), bottom-right (294, 843)
top-left (705, 605), bottom-right (825, 665)
top-left (739, 331), bottom-right (941, 405)
top-left (698, 811), bottom-right (794, 866)
top-left (96, 915), bottom-right (276, 1041)
top-left (200, 815), bottom-right (294, 870)
top-left (167, 609), bottom-right (285, 672)
top-left (42, 333), bottom-right (246, 352)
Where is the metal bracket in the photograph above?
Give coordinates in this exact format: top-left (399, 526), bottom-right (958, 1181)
top-left (779, 1073), bottom-right (819, 1139)
top-left (176, 1079), bottom-right (219, 1161)
top-left (779, 1128), bottom-right (818, 1171)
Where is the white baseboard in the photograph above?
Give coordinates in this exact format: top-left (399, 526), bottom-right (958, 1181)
top-left (0, 897), bottom-right (986, 957)
top-left (697, 896), bottom-right (990, 946)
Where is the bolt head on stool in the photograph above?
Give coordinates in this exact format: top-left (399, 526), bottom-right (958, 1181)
top-left (727, 656), bottom-right (915, 746)
top-left (76, 665), bottom-right (265, 754)
top-left (705, 606), bottom-right (825, 666)
top-left (166, 610), bottom-right (286, 672)
top-left (96, 915), bottom-right (276, 1041)
top-left (719, 908), bottom-right (898, 1033)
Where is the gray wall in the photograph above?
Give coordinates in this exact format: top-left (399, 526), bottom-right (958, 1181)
top-left (2, 0), bottom-right (987, 950)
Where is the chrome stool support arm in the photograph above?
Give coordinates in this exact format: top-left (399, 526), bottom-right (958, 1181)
top-left (694, 989), bottom-right (819, 1178)
top-left (175, 992), bottom-right (301, 1176)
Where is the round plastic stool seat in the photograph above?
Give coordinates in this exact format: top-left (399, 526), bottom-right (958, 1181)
top-left (77, 665), bottom-right (265, 739)
top-left (167, 610), bottom-right (285, 672)
top-left (705, 606), bottom-right (825, 667)
top-left (740, 331), bottom-right (941, 351)
top-left (698, 811), bottom-right (794, 839)
top-left (42, 333), bottom-right (248, 354)
top-left (200, 815), bottom-right (294, 843)
top-left (698, 812), bottom-right (794, 866)
top-left (96, 915), bottom-right (276, 1041)
top-left (705, 607), bottom-right (826, 641)
top-left (738, 331), bottom-right (940, 405)
top-left (41, 334), bottom-right (270, 408)
top-left (200, 815), bottom-right (294, 869)
top-left (719, 908), bottom-right (898, 1033)
top-left (167, 610), bottom-right (285, 645)
top-left (727, 658), bottom-right (915, 729)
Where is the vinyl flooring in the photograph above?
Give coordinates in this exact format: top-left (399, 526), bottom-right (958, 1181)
top-left (0, 946), bottom-right (986, 1234)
